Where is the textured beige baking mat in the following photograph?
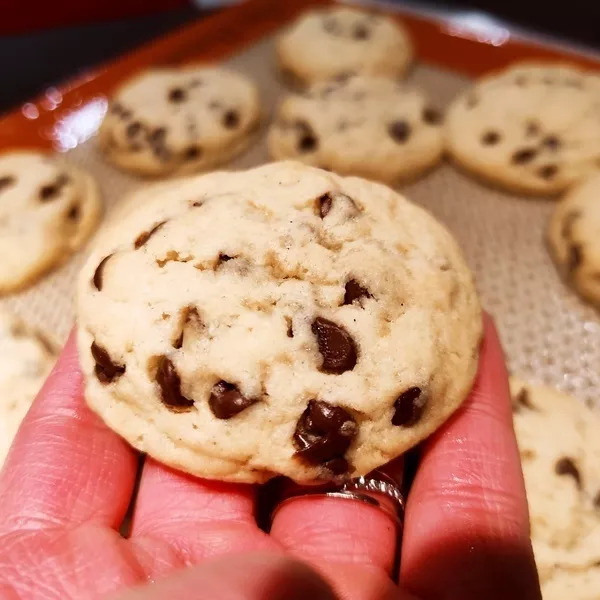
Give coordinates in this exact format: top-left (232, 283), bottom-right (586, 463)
top-left (2, 35), bottom-right (598, 406)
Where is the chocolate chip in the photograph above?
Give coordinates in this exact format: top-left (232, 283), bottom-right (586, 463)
top-left (189, 78), bottom-right (203, 88)
top-left (343, 279), bottom-right (370, 305)
top-left (542, 135), bottom-right (560, 151)
top-left (134, 221), bottom-right (166, 249)
top-left (286, 317), bottom-right (294, 338)
top-left (465, 95), bottom-right (478, 108)
top-left (353, 24), bottom-right (369, 39)
top-left (561, 210), bottom-right (581, 239)
top-left (293, 399), bottom-right (357, 469)
top-left (295, 121), bottom-right (318, 153)
top-left (93, 254), bottom-right (112, 291)
top-left (311, 317), bottom-right (357, 374)
top-left (513, 387), bottom-right (536, 412)
top-left (148, 127), bottom-right (166, 144)
top-left (322, 17), bottom-right (339, 34)
top-left (526, 121), bottom-right (540, 137)
top-left (168, 88), bottom-right (186, 103)
top-left (156, 356), bottom-right (194, 410)
top-left (537, 164), bottom-right (558, 179)
top-left (511, 148), bottom-right (537, 164)
top-left (184, 145), bottom-right (202, 160)
top-left (388, 120), bottom-right (411, 143)
top-left (594, 490), bottom-right (600, 509)
top-left (0, 175), bottom-right (15, 192)
top-left (67, 203), bottom-right (80, 221)
top-left (515, 75), bottom-right (528, 87)
top-left (481, 130), bottom-right (501, 145)
top-left (111, 102), bottom-right (123, 115)
top-left (222, 110), bottom-right (240, 129)
top-left (318, 193), bottom-right (333, 218)
top-left (126, 122), bottom-right (142, 138)
top-left (218, 253), bottom-right (235, 265)
top-left (555, 457), bottom-right (582, 489)
top-left (208, 99), bottom-right (223, 110)
top-left (91, 341), bottom-right (125, 383)
top-left (209, 381), bottom-right (257, 419)
top-left (423, 107), bottom-right (442, 125)
top-left (568, 244), bottom-right (583, 272)
top-left (39, 174), bottom-right (69, 201)
top-left (392, 386), bottom-right (425, 426)
top-left (173, 306), bottom-right (202, 349)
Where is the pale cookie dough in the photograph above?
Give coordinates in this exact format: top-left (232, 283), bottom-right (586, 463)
top-left (98, 66), bottom-right (261, 177)
top-left (0, 310), bottom-right (56, 465)
top-left (268, 76), bottom-right (443, 183)
top-left (446, 62), bottom-right (600, 195)
top-left (510, 379), bottom-right (600, 599)
top-left (77, 161), bottom-right (481, 484)
top-left (277, 6), bottom-right (413, 86)
top-left (547, 172), bottom-right (600, 307)
top-left (0, 151), bottom-right (101, 294)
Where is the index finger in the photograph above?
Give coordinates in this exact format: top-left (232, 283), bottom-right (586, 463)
top-left (400, 315), bottom-right (541, 599)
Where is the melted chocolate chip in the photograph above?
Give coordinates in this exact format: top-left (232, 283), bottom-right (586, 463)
top-left (156, 356), bottom-right (194, 410)
top-left (218, 253), bottom-right (234, 263)
top-left (223, 110), bottom-right (240, 129)
top-left (286, 318), bottom-right (294, 338)
top-left (318, 193), bottom-right (333, 218)
top-left (568, 244), bottom-right (583, 272)
top-left (537, 164), bottom-right (558, 180)
top-left (513, 388), bottom-right (536, 412)
top-left (555, 457), bottom-right (582, 489)
top-left (353, 24), bottom-right (369, 39)
top-left (343, 279), bottom-right (371, 305)
top-left (298, 131), bottom-right (318, 152)
top-left (388, 120), bottom-right (411, 143)
top-left (126, 122), bottom-right (142, 138)
top-left (0, 175), bottom-right (15, 192)
top-left (481, 130), bottom-right (501, 145)
top-left (91, 341), bottom-right (125, 383)
top-left (542, 135), bottom-right (561, 151)
top-left (39, 174), bottom-right (70, 201)
top-left (134, 221), bottom-right (166, 249)
top-left (392, 387), bottom-right (425, 426)
top-left (293, 399), bottom-right (357, 469)
top-left (184, 145), bottom-right (202, 160)
top-left (168, 88), bottom-right (186, 103)
top-left (594, 490), bottom-right (600, 509)
top-left (209, 381), bottom-right (257, 419)
top-left (93, 254), bottom-right (112, 291)
top-left (311, 317), bottom-right (357, 374)
top-left (423, 107), bottom-right (442, 125)
top-left (511, 148), bottom-right (537, 164)
top-left (67, 203), bottom-right (80, 221)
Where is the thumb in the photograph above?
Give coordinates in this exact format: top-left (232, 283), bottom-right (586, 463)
top-left (111, 552), bottom-right (336, 600)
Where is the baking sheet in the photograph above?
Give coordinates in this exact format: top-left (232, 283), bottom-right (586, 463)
top-left (1, 33), bottom-right (598, 406)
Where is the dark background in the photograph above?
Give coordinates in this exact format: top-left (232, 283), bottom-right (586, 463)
top-left (0, 0), bottom-right (598, 115)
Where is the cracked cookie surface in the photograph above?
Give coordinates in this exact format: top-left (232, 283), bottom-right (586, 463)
top-left (277, 6), bottom-right (413, 86)
top-left (77, 161), bottom-right (481, 483)
top-left (548, 172), bottom-right (600, 307)
top-left (99, 66), bottom-right (260, 177)
top-left (268, 76), bottom-right (443, 183)
top-left (446, 62), bottom-right (600, 195)
top-left (510, 379), bottom-right (600, 599)
top-left (0, 309), bottom-right (56, 465)
top-left (0, 151), bottom-right (101, 294)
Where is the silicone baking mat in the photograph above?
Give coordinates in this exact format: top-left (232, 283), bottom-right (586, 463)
top-left (1, 0), bottom-right (599, 406)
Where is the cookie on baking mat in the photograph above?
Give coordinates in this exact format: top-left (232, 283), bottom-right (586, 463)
top-left (0, 310), bottom-right (56, 465)
top-left (277, 6), bottom-right (413, 86)
top-left (547, 172), bottom-right (600, 307)
top-left (98, 66), bottom-right (260, 177)
top-left (510, 379), bottom-right (600, 599)
top-left (446, 63), bottom-right (600, 195)
top-left (268, 75), bottom-right (443, 183)
top-left (0, 151), bottom-right (101, 294)
top-left (76, 161), bottom-right (481, 484)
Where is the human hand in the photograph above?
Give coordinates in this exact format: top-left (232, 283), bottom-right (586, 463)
top-left (0, 315), bottom-right (541, 599)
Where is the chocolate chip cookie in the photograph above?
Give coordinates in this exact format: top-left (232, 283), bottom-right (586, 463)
top-left (510, 379), bottom-right (600, 599)
top-left (98, 66), bottom-right (260, 177)
top-left (277, 7), bottom-right (413, 86)
top-left (446, 62), bottom-right (600, 195)
top-left (0, 309), bottom-right (56, 464)
top-left (547, 172), bottom-right (600, 307)
top-left (268, 76), bottom-right (443, 183)
top-left (0, 151), bottom-right (101, 294)
top-left (77, 161), bottom-right (481, 484)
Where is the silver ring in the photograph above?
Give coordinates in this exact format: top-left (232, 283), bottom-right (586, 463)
top-left (271, 469), bottom-right (405, 529)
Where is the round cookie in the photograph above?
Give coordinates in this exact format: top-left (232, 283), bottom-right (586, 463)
top-left (268, 76), bottom-right (443, 184)
top-left (0, 310), bottom-right (56, 465)
top-left (0, 151), bottom-right (101, 294)
top-left (510, 379), bottom-right (600, 597)
top-left (446, 62), bottom-right (600, 195)
top-left (277, 7), bottom-right (413, 86)
top-left (98, 67), bottom-right (261, 177)
top-left (77, 161), bottom-right (481, 484)
top-left (547, 172), bottom-right (600, 307)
